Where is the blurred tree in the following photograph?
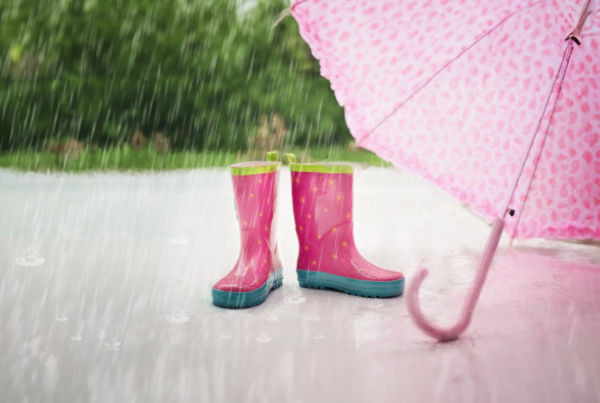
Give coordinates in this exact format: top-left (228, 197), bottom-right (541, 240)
top-left (0, 0), bottom-right (351, 152)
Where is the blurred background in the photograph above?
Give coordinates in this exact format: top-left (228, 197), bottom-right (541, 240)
top-left (0, 0), bottom-right (386, 171)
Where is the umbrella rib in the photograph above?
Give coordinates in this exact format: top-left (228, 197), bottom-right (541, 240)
top-left (357, 0), bottom-right (549, 145)
top-left (510, 42), bottom-right (575, 237)
top-left (511, 0), bottom-right (594, 237)
top-left (498, 45), bottom-right (573, 218)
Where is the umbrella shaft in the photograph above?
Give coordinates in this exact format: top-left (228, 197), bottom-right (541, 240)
top-left (462, 218), bottom-right (505, 315)
top-left (499, 41), bottom-right (575, 220)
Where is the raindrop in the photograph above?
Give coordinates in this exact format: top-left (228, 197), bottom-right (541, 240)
top-left (170, 231), bottom-right (189, 245)
top-left (265, 314), bottom-right (278, 321)
top-left (308, 314), bottom-right (320, 321)
top-left (256, 332), bottom-right (271, 342)
top-left (55, 314), bottom-right (69, 322)
top-left (313, 332), bottom-right (325, 340)
top-left (97, 330), bottom-right (107, 339)
top-left (283, 294), bottom-right (306, 304)
top-left (179, 275), bottom-right (192, 281)
top-left (15, 247), bottom-right (45, 267)
top-left (220, 332), bottom-right (233, 339)
top-left (71, 335), bottom-right (82, 341)
top-left (167, 312), bottom-right (190, 323)
top-left (553, 275), bottom-right (566, 282)
top-left (368, 301), bottom-right (383, 308)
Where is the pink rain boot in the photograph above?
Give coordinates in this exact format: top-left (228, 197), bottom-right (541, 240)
top-left (212, 152), bottom-right (283, 308)
top-left (285, 154), bottom-right (404, 298)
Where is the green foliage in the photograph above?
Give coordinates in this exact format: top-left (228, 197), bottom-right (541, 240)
top-left (0, 146), bottom-right (388, 172)
top-left (0, 0), bottom-right (351, 152)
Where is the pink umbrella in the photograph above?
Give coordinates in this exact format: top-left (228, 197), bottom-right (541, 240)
top-left (290, 0), bottom-right (600, 341)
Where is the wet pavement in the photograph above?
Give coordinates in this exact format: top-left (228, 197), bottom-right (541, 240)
top-left (1, 167), bottom-right (599, 402)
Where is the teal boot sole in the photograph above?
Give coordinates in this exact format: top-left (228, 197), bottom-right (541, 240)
top-left (212, 268), bottom-right (283, 308)
top-left (297, 269), bottom-right (404, 298)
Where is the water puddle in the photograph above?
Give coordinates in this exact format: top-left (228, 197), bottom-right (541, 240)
top-left (170, 232), bottom-right (190, 245)
top-left (284, 294), bottom-right (306, 304)
top-left (16, 247), bottom-right (45, 267)
top-left (256, 332), bottom-right (271, 342)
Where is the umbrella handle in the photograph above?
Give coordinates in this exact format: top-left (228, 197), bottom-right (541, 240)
top-left (406, 218), bottom-right (505, 341)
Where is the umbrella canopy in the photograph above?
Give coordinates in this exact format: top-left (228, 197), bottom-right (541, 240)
top-left (291, 0), bottom-right (600, 340)
top-left (292, 0), bottom-right (599, 239)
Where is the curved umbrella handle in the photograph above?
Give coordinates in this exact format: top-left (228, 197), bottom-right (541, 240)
top-left (407, 218), bottom-right (506, 341)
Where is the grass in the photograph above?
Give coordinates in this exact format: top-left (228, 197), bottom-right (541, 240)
top-left (0, 145), bottom-right (391, 173)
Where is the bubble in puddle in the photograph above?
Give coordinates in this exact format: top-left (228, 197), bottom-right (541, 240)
top-left (284, 294), bottom-right (306, 304)
top-left (167, 312), bottom-right (190, 323)
top-left (16, 247), bottom-right (45, 267)
top-left (256, 332), bottom-right (271, 342)
top-left (55, 314), bottom-right (69, 322)
top-left (170, 232), bottom-right (189, 245)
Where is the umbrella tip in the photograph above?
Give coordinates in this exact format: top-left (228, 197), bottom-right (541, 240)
top-left (565, 34), bottom-right (582, 45)
top-left (565, 0), bottom-right (593, 45)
